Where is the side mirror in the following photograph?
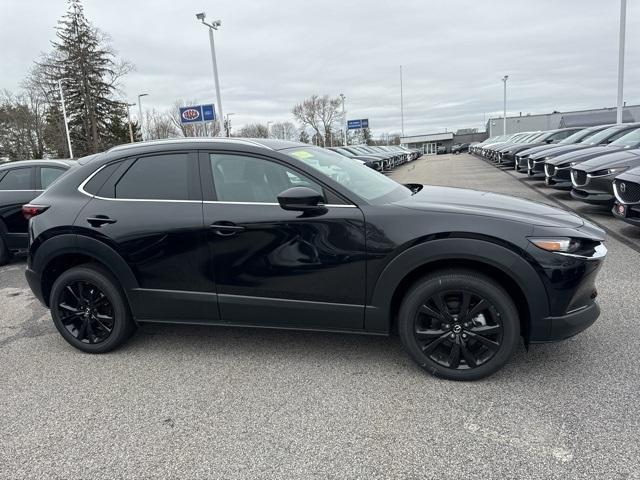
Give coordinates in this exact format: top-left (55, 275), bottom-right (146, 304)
top-left (545, 138), bottom-right (554, 144)
top-left (277, 187), bottom-right (325, 212)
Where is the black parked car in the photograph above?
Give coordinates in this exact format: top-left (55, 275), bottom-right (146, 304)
top-left (514, 124), bottom-right (612, 173)
top-left (570, 149), bottom-right (640, 205)
top-left (451, 143), bottom-right (470, 154)
top-left (0, 159), bottom-right (74, 265)
top-left (25, 139), bottom-right (606, 381)
top-left (544, 124), bottom-right (640, 187)
top-left (612, 166), bottom-right (640, 226)
top-left (496, 128), bottom-right (582, 166)
top-left (327, 147), bottom-right (383, 171)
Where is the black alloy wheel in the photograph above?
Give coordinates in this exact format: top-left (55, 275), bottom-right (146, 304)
top-left (50, 265), bottom-right (135, 353)
top-left (56, 280), bottom-right (115, 344)
top-left (398, 269), bottom-right (519, 381)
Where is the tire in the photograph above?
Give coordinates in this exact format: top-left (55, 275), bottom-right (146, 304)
top-left (0, 233), bottom-right (11, 266)
top-left (398, 269), bottom-right (520, 381)
top-left (50, 264), bottom-right (135, 353)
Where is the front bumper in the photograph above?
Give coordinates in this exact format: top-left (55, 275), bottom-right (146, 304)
top-left (571, 187), bottom-right (615, 205)
top-left (531, 302), bottom-right (600, 343)
top-left (612, 202), bottom-right (640, 226)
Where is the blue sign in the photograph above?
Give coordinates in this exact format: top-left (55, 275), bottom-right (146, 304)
top-left (179, 104), bottom-right (216, 124)
top-left (347, 118), bottom-right (369, 130)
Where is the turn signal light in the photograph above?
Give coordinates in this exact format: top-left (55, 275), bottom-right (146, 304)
top-left (22, 204), bottom-right (50, 220)
top-left (529, 238), bottom-right (572, 252)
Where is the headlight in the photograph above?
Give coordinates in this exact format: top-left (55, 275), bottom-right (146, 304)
top-left (529, 237), bottom-right (575, 252)
top-left (570, 162), bottom-right (577, 167)
top-left (607, 166), bottom-right (628, 175)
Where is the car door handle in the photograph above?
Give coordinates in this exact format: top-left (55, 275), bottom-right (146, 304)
top-left (210, 222), bottom-right (245, 236)
top-left (87, 216), bottom-right (117, 227)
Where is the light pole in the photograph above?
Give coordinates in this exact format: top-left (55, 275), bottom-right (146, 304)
top-left (225, 112), bottom-right (235, 137)
top-left (196, 12), bottom-right (225, 137)
top-left (340, 93), bottom-right (347, 146)
top-left (617, 0), bottom-right (627, 124)
top-left (400, 65), bottom-right (405, 138)
top-left (502, 75), bottom-right (509, 135)
top-left (125, 102), bottom-right (136, 143)
top-left (267, 121), bottom-right (273, 139)
top-left (57, 79), bottom-right (73, 158)
top-left (137, 93), bottom-right (148, 141)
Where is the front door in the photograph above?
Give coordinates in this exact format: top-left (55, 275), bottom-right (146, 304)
top-left (200, 151), bottom-right (367, 331)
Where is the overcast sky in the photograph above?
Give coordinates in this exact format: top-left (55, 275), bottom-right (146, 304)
top-left (1, 0), bottom-right (638, 138)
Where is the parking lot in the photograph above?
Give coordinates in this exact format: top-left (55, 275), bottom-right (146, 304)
top-left (0, 152), bottom-right (638, 479)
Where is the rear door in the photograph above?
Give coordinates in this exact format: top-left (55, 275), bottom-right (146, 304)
top-left (199, 150), bottom-right (367, 330)
top-left (78, 151), bottom-right (216, 323)
top-left (0, 166), bottom-right (37, 250)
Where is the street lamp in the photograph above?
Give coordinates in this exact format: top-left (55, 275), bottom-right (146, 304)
top-left (137, 93), bottom-right (149, 141)
top-left (125, 102), bottom-right (136, 143)
top-left (225, 112), bottom-right (235, 137)
top-left (617, 0), bottom-right (627, 124)
top-left (267, 121), bottom-right (273, 139)
top-left (196, 12), bottom-right (225, 137)
top-left (340, 93), bottom-right (346, 146)
top-left (502, 75), bottom-right (509, 135)
top-left (57, 79), bottom-right (73, 158)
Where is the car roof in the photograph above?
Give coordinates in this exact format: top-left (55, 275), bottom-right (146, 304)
top-left (106, 137), bottom-right (308, 155)
top-left (0, 159), bottom-right (75, 171)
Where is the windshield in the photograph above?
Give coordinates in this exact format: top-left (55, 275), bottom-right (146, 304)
top-left (334, 148), bottom-right (354, 156)
top-left (559, 129), bottom-right (595, 145)
top-left (283, 146), bottom-right (410, 204)
top-left (609, 127), bottom-right (640, 147)
top-left (585, 126), bottom-right (627, 145)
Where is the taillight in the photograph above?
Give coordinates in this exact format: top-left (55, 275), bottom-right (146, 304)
top-left (22, 204), bottom-right (50, 220)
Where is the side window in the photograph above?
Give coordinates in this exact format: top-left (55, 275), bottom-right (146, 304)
top-left (115, 154), bottom-right (191, 200)
top-left (83, 161), bottom-right (123, 196)
top-left (40, 167), bottom-right (66, 189)
top-left (0, 168), bottom-right (33, 190)
top-left (210, 154), bottom-right (323, 203)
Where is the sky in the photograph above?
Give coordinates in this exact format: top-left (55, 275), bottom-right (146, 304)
top-left (1, 0), bottom-right (638, 138)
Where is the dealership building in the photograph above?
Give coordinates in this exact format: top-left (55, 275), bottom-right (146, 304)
top-left (402, 104), bottom-right (640, 154)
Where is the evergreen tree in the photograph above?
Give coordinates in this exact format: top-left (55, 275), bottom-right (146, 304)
top-left (46, 0), bottom-right (131, 156)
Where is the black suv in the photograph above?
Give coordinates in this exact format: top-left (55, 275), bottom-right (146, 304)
top-left (25, 139), bottom-right (606, 380)
top-left (0, 159), bottom-right (74, 265)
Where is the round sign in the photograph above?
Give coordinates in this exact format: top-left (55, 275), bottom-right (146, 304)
top-left (182, 108), bottom-right (200, 121)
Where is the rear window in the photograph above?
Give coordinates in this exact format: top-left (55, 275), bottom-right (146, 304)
top-left (0, 168), bottom-right (32, 190)
top-left (40, 167), bottom-right (66, 189)
top-left (114, 154), bottom-right (190, 200)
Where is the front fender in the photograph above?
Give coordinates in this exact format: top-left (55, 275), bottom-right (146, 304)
top-left (364, 238), bottom-right (549, 338)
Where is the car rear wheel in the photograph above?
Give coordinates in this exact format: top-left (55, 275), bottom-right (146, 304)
top-left (398, 269), bottom-right (520, 381)
top-left (0, 233), bottom-right (11, 266)
top-left (50, 265), bottom-right (135, 353)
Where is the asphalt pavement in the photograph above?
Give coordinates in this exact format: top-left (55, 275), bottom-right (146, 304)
top-left (1, 153), bottom-right (639, 479)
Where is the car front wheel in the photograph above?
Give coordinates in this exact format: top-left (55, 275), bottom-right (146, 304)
top-left (398, 269), bottom-right (520, 381)
top-left (50, 265), bottom-right (135, 353)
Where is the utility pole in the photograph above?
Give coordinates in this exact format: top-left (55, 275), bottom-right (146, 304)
top-left (617, 0), bottom-right (627, 124)
top-left (125, 103), bottom-right (136, 142)
top-left (400, 65), bottom-right (405, 138)
top-left (340, 93), bottom-right (346, 146)
top-left (196, 13), bottom-right (225, 136)
top-left (58, 80), bottom-right (73, 158)
top-left (502, 75), bottom-right (509, 135)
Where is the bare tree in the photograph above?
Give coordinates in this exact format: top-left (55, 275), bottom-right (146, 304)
top-left (237, 123), bottom-right (269, 138)
top-left (292, 94), bottom-right (341, 146)
top-left (270, 121), bottom-right (298, 141)
top-left (145, 109), bottom-right (180, 140)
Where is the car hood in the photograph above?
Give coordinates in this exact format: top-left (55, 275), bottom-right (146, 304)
top-left (519, 144), bottom-right (568, 157)
top-left (506, 142), bottom-right (548, 153)
top-left (529, 144), bottom-right (594, 160)
top-left (546, 145), bottom-right (623, 166)
top-left (614, 165), bottom-right (640, 182)
top-left (575, 149), bottom-right (640, 173)
top-left (396, 185), bottom-right (584, 228)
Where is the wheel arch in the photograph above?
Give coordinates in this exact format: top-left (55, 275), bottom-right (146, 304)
top-left (365, 238), bottom-right (549, 341)
top-left (33, 234), bottom-right (138, 308)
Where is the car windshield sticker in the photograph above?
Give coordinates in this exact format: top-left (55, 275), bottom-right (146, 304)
top-left (289, 150), bottom-right (314, 160)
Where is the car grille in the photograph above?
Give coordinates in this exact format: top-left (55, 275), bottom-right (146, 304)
top-left (556, 168), bottom-right (571, 180)
top-left (572, 169), bottom-right (588, 187)
top-left (614, 179), bottom-right (640, 204)
top-left (545, 164), bottom-right (556, 177)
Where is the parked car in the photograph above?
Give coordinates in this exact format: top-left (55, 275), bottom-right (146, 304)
top-left (482, 132), bottom-right (537, 161)
top-left (544, 125), bottom-right (640, 187)
top-left (451, 143), bottom-right (470, 154)
top-left (570, 149), bottom-right (640, 206)
top-left (341, 146), bottom-right (396, 170)
top-left (0, 159), bottom-right (75, 265)
top-left (24, 138), bottom-right (606, 381)
top-left (612, 166), bottom-right (640, 226)
top-left (496, 128), bottom-right (582, 166)
top-left (515, 124), bottom-right (613, 173)
top-left (327, 147), bottom-right (384, 171)
top-left (436, 145), bottom-right (447, 155)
